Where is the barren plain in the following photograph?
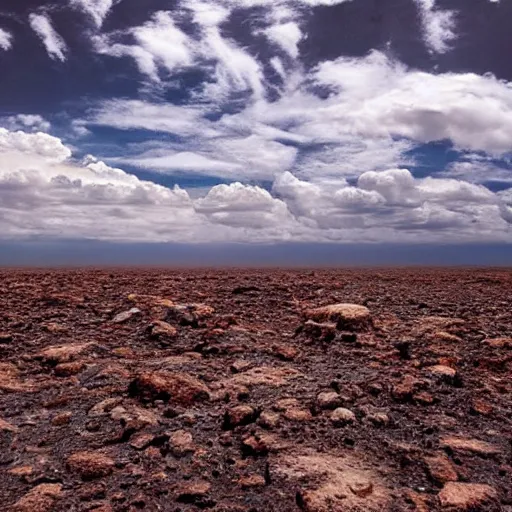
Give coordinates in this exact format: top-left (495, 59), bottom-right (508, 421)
top-left (0, 268), bottom-right (511, 511)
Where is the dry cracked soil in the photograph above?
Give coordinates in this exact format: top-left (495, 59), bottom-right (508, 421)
top-left (0, 268), bottom-right (511, 512)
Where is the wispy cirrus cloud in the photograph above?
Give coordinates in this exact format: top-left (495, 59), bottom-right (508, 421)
top-left (29, 13), bottom-right (68, 62)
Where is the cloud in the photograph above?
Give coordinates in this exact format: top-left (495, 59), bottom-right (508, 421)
top-left (2, 114), bottom-right (51, 133)
top-left (441, 160), bottom-right (512, 184)
top-left (0, 28), bottom-right (13, 51)
top-left (1, 128), bottom-right (509, 244)
top-left (263, 21), bottom-right (303, 58)
top-left (28, 13), bottom-right (68, 62)
top-left (94, 11), bottom-right (194, 82)
top-left (414, 0), bottom-right (457, 54)
top-left (70, 0), bottom-right (116, 28)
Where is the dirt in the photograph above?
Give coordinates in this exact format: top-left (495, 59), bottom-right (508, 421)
top-left (0, 268), bottom-right (511, 511)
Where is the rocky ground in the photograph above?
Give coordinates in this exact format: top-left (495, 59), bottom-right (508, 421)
top-left (0, 268), bottom-right (511, 512)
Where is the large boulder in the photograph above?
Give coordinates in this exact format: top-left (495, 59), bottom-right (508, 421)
top-left (304, 304), bottom-right (372, 331)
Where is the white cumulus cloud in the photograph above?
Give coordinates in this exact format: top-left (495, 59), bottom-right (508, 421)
top-left (0, 28), bottom-right (13, 51)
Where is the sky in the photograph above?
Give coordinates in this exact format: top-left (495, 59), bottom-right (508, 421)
top-left (0, 0), bottom-right (511, 264)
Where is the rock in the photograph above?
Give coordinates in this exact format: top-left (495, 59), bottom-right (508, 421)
top-left (257, 411), bottom-right (280, 429)
top-left (349, 479), bottom-right (374, 497)
top-left (239, 475), bottom-right (266, 488)
top-left (283, 408), bottom-right (313, 422)
top-left (88, 398), bottom-right (122, 417)
top-left (228, 366), bottom-right (302, 388)
top-left (484, 337), bottom-right (511, 349)
top-left (109, 405), bottom-right (159, 430)
top-left (112, 308), bottom-right (141, 324)
top-left (128, 371), bottom-right (210, 404)
top-left (230, 360), bottom-right (252, 373)
top-left (301, 320), bottom-right (337, 341)
top-left (440, 437), bottom-right (502, 456)
top-left (11, 483), bottom-right (62, 512)
top-left (428, 365), bottom-right (457, 382)
top-left (166, 303), bottom-right (214, 327)
top-left (51, 412), bottom-right (72, 426)
top-left (317, 391), bottom-right (343, 410)
top-left (304, 303), bottom-right (372, 331)
top-left (392, 375), bottom-right (422, 402)
top-left (366, 412), bottom-right (390, 427)
top-left (175, 481), bottom-right (211, 504)
top-left (272, 344), bottom-right (298, 361)
top-left (438, 482), bottom-right (498, 510)
top-left (54, 361), bottom-right (85, 377)
top-left (169, 429), bottom-right (195, 457)
top-left (223, 405), bottom-right (258, 430)
top-left (242, 433), bottom-right (284, 456)
top-left (0, 417), bottom-right (18, 432)
top-left (424, 454), bottom-right (458, 484)
top-left (37, 343), bottom-right (92, 365)
top-left (330, 407), bottom-right (356, 426)
top-left (66, 451), bottom-right (115, 479)
top-left (470, 399), bottom-right (493, 416)
top-left (414, 391), bottom-right (435, 405)
top-left (148, 320), bottom-right (177, 339)
top-left (274, 398), bottom-right (301, 411)
top-left (0, 333), bottom-right (12, 344)
top-left (130, 433), bottom-right (155, 450)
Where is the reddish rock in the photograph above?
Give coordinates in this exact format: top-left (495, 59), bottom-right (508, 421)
top-left (440, 437), bottom-right (502, 456)
top-left (128, 371), bottom-right (210, 404)
top-left (424, 454), bottom-right (458, 484)
top-left (330, 407), bottom-right (356, 426)
top-left (438, 482), bottom-right (498, 510)
top-left (51, 412), bottom-right (72, 426)
top-left (223, 405), bottom-right (258, 429)
top-left (272, 344), bottom-right (298, 361)
top-left (54, 361), bottom-right (85, 377)
top-left (11, 483), bottom-right (63, 511)
top-left (168, 429), bottom-right (195, 457)
top-left (239, 475), bottom-right (266, 488)
top-left (470, 399), bottom-right (493, 416)
top-left (317, 391), bottom-right (343, 410)
top-left (67, 451), bottom-right (115, 479)
top-left (175, 481), bottom-right (211, 503)
top-left (304, 303), bottom-right (372, 331)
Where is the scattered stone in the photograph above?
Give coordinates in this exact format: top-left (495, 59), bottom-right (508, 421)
top-left (349, 479), bottom-right (374, 497)
top-left (148, 320), bottom-right (177, 339)
top-left (317, 391), bottom-right (343, 410)
top-left (257, 411), bottom-right (280, 429)
top-left (470, 399), bottom-right (493, 416)
top-left (392, 375), bottom-right (422, 402)
top-left (228, 366), bottom-right (301, 388)
top-left (128, 371), bottom-right (210, 404)
top-left (330, 407), bottom-right (356, 426)
top-left (274, 398), bottom-right (300, 411)
top-left (284, 408), bottom-right (313, 422)
top-left (438, 482), bottom-right (498, 510)
top-left (300, 320), bottom-right (337, 341)
top-left (11, 483), bottom-right (63, 512)
top-left (67, 451), bottom-right (115, 479)
top-left (230, 360), bottom-right (251, 373)
top-left (223, 405), bottom-right (258, 430)
top-left (130, 433), bottom-right (155, 450)
top-left (272, 344), bottom-right (298, 361)
top-left (366, 412), bottom-right (390, 427)
top-left (429, 365), bottom-right (457, 382)
top-left (239, 475), bottom-right (266, 488)
top-left (424, 454), bottom-right (458, 484)
top-left (54, 361), bottom-right (85, 377)
top-left (37, 343), bottom-right (92, 365)
top-left (88, 398), bottom-right (122, 417)
top-left (0, 417), bottom-right (18, 432)
top-left (169, 429), bottom-right (195, 457)
top-left (304, 303), bottom-right (372, 331)
top-left (0, 333), bottom-right (12, 344)
top-left (8, 466), bottom-right (33, 477)
top-left (166, 303), bottom-right (214, 327)
top-left (242, 433), bottom-right (284, 456)
top-left (440, 437), bottom-right (502, 456)
top-left (51, 412), bottom-right (72, 426)
top-left (112, 308), bottom-right (141, 324)
top-left (175, 481), bottom-right (211, 503)
top-left (414, 391), bottom-right (435, 405)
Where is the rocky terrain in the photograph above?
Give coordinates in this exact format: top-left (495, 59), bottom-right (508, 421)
top-left (0, 268), bottom-right (511, 511)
